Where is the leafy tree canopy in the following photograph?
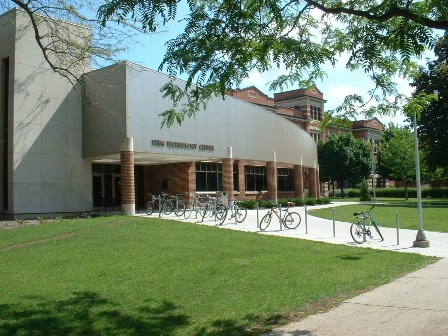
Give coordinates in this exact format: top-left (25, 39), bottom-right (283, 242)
top-left (412, 32), bottom-right (448, 169)
top-left (97, 0), bottom-right (448, 126)
top-left (318, 132), bottom-right (371, 194)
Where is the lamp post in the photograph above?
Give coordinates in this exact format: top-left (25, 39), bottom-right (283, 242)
top-left (412, 111), bottom-right (430, 247)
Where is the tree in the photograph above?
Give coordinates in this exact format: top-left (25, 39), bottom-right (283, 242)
top-left (1, 0), bottom-right (143, 84)
top-left (318, 133), bottom-right (371, 196)
top-left (377, 125), bottom-right (416, 199)
top-left (97, 0), bottom-right (448, 126)
top-left (412, 32), bottom-right (448, 170)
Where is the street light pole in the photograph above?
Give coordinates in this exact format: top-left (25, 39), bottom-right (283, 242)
top-left (371, 141), bottom-right (377, 202)
top-left (412, 111), bottom-right (430, 247)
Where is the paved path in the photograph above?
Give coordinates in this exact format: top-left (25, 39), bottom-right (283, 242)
top-left (136, 202), bottom-right (448, 335)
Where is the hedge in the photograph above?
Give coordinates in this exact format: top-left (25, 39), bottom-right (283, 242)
top-left (240, 197), bottom-right (331, 209)
top-left (331, 187), bottom-right (448, 199)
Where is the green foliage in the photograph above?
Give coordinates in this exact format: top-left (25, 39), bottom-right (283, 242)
top-left (358, 180), bottom-right (372, 201)
top-left (377, 124), bottom-right (416, 198)
top-left (247, 196), bottom-right (330, 208)
top-left (316, 197), bottom-right (332, 204)
top-left (239, 199), bottom-right (257, 209)
top-left (412, 32), bottom-right (448, 171)
top-left (318, 133), bottom-right (371, 194)
top-left (344, 187), bottom-right (448, 199)
top-left (96, 0), bottom-right (448, 125)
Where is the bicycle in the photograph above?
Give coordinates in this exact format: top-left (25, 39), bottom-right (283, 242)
top-left (259, 202), bottom-right (301, 231)
top-left (350, 205), bottom-right (384, 244)
top-left (198, 194), bottom-right (226, 222)
top-left (145, 193), bottom-right (176, 216)
top-left (219, 197), bottom-right (247, 225)
top-left (184, 193), bottom-right (199, 219)
top-left (145, 194), bottom-right (166, 215)
top-left (165, 193), bottom-right (186, 217)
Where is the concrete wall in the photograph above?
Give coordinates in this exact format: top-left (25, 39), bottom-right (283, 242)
top-left (1, 10), bottom-right (92, 215)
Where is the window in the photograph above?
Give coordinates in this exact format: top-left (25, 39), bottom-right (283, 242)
top-left (311, 106), bottom-right (322, 121)
top-left (278, 168), bottom-right (294, 192)
top-left (245, 166), bottom-right (267, 191)
top-left (311, 132), bottom-right (321, 142)
top-left (196, 162), bottom-right (222, 192)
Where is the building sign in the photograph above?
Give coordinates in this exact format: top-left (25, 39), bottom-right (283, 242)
top-left (151, 140), bottom-right (215, 152)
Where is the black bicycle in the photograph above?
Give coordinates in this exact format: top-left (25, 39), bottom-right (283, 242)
top-left (350, 206), bottom-right (384, 244)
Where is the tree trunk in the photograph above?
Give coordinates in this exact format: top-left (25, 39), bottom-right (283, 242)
top-left (405, 181), bottom-right (409, 200)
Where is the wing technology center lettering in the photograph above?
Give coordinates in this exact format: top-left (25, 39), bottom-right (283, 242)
top-left (151, 140), bottom-right (214, 152)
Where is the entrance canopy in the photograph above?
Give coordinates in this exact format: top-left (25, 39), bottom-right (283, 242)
top-left (83, 62), bottom-right (318, 167)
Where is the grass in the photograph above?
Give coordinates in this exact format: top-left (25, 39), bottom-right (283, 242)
top-left (0, 216), bottom-right (436, 335)
top-left (309, 199), bottom-right (448, 232)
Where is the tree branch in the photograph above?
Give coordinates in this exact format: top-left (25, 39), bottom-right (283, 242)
top-left (306, 0), bottom-right (448, 30)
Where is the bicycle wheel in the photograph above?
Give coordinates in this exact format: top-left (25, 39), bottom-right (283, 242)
top-left (184, 203), bottom-right (193, 219)
top-left (145, 201), bottom-right (154, 215)
top-left (215, 204), bottom-right (227, 222)
top-left (259, 213), bottom-right (272, 231)
top-left (163, 201), bottom-right (173, 215)
top-left (350, 223), bottom-right (365, 244)
top-left (174, 201), bottom-right (186, 217)
top-left (372, 222), bottom-right (384, 242)
top-left (218, 206), bottom-right (228, 225)
top-left (198, 203), bottom-right (208, 221)
top-left (235, 207), bottom-right (247, 223)
top-left (283, 212), bottom-right (301, 229)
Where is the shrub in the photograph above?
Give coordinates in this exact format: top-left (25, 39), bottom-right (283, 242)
top-left (358, 181), bottom-right (372, 201)
top-left (317, 197), bottom-right (331, 204)
top-left (305, 197), bottom-right (317, 205)
top-left (293, 197), bottom-right (306, 206)
top-left (240, 200), bottom-right (257, 209)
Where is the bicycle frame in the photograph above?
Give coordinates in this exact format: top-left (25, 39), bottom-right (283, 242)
top-left (351, 206), bottom-right (384, 243)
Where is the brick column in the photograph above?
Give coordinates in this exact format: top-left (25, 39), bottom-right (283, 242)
top-left (316, 165), bottom-right (321, 198)
top-left (308, 167), bottom-right (317, 199)
top-left (237, 161), bottom-right (245, 199)
top-left (267, 152), bottom-right (278, 203)
top-left (120, 137), bottom-right (135, 215)
top-left (294, 164), bottom-right (304, 198)
top-left (222, 147), bottom-right (234, 199)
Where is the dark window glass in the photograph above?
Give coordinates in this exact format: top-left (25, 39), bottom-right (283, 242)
top-left (195, 162), bottom-right (222, 192)
top-left (245, 166), bottom-right (266, 191)
top-left (278, 168), bottom-right (294, 192)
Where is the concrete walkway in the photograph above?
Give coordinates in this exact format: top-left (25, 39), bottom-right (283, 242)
top-left (137, 202), bottom-right (448, 335)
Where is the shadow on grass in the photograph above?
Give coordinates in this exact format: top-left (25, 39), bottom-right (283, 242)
top-left (0, 291), bottom-right (190, 335)
top-left (0, 291), bottom-right (287, 335)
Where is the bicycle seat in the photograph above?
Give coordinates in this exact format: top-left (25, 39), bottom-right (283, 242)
top-left (353, 212), bottom-right (363, 216)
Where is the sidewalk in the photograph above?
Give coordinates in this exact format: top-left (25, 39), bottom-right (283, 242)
top-left (137, 202), bottom-right (448, 335)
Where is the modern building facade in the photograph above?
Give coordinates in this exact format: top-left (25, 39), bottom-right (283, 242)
top-left (1, 10), bottom-right (321, 217)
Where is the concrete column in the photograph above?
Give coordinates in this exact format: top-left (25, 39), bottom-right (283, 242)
top-left (120, 137), bottom-right (135, 215)
top-left (308, 167), bottom-right (317, 199)
top-left (267, 152), bottom-right (278, 203)
top-left (222, 146), bottom-right (234, 199)
top-left (294, 164), bottom-right (304, 198)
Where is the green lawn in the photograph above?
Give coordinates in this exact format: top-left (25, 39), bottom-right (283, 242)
top-left (309, 200), bottom-right (448, 233)
top-left (0, 216), bottom-right (436, 335)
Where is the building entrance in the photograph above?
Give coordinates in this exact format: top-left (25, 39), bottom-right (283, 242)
top-left (92, 164), bottom-right (121, 210)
